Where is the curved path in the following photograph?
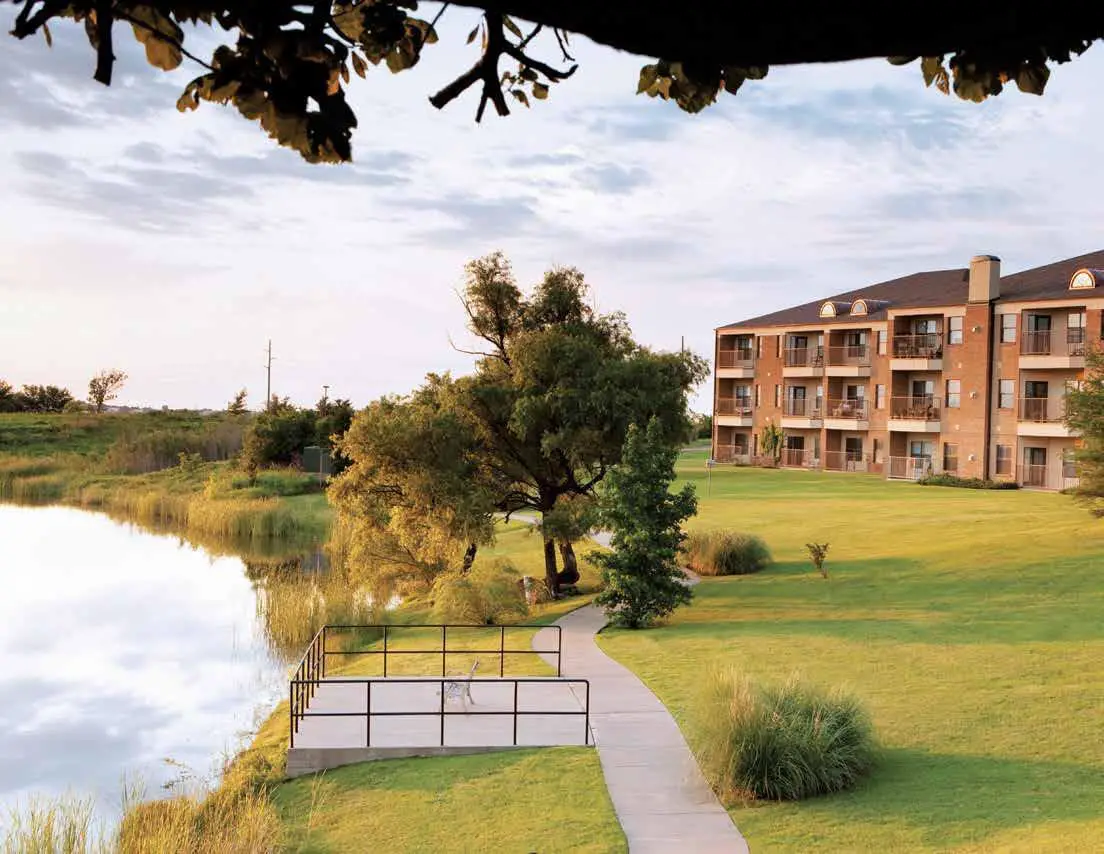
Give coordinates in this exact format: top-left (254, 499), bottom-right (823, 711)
top-left (534, 586), bottom-right (748, 852)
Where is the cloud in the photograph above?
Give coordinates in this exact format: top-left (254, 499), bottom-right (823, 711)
top-left (574, 163), bottom-right (650, 194)
top-left (390, 192), bottom-right (542, 244)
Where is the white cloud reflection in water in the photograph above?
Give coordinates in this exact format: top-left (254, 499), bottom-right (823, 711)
top-left (0, 504), bottom-right (286, 814)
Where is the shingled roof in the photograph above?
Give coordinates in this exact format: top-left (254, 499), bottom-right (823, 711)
top-left (719, 249), bottom-right (1104, 331)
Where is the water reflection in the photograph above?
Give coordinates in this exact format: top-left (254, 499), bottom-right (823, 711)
top-left (0, 505), bottom-right (289, 815)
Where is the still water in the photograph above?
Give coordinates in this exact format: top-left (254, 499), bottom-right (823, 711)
top-left (0, 504), bottom-right (288, 814)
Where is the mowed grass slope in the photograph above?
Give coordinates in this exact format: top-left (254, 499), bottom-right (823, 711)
top-left (599, 454), bottom-right (1104, 852)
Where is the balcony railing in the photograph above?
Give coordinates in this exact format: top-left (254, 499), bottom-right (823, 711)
top-left (887, 455), bottom-right (937, 480)
top-left (714, 445), bottom-right (751, 464)
top-left (823, 451), bottom-right (870, 472)
top-left (825, 398), bottom-right (869, 420)
top-left (780, 448), bottom-right (818, 468)
top-left (892, 333), bottom-right (943, 359)
top-left (1019, 464), bottom-right (1048, 488)
top-left (718, 349), bottom-right (754, 369)
top-left (890, 396), bottom-right (942, 421)
top-left (1021, 328), bottom-right (1087, 357)
top-left (1017, 397), bottom-right (1066, 423)
top-left (826, 344), bottom-right (871, 367)
top-left (784, 346), bottom-right (824, 368)
top-left (716, 397), bottom-right (754, 416)
top-left (783, 397), bottom-right (822, 417)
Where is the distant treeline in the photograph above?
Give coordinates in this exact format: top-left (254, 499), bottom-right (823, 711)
top-left (0, 381), bottom-right (75, 413)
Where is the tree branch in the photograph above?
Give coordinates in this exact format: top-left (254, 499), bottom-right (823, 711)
top-left (93, 0), bottom-right (114, 85)
top-left (428, 11), bottom-right (510, 121)
top-left (504, 42), bottom-right (577, 81)
top-left (112, 8), bottom-right (216, 72)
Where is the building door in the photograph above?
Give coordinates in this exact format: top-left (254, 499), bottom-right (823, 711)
top-left (788, 385), bottom-right (807, 415)
top-left (908, 440), bottom-right (934, 479)
top-left (844, 436), bottom-right (863, 461)
top-left (1023, 447), bottom-right (1047, 487)
top-left (783, 435), bottom-right (805, 467)
top-left (844, 331), bottom-right (867, 357)
top-left (1027, 314), bottom-right (1052, 332)
top-left (845, 383), bottom-right (865, 401)
top-left (1024, 380), bottom-right (1049, 421)
top-left (912, 379), bottom-right (935, 404)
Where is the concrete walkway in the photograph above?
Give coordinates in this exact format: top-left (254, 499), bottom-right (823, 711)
top-left (534, 600), bottom-right (748, 853)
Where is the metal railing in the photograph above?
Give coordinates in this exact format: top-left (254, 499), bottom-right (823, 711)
top-left (717, 349), bottom-right (754, 369)
top-left (290, 626), bottom-right (327, 743)
top-left (716, 397), bottom-right (754, 415)
top-left (784, 346), bottom-right (824, 368)
top-left (887, 455), bottom-right (937, 480)
top-left (890, 396), bottom-right (942, 421)
top-left (826, 344), bottom-right (871, 367)
top-left (714, 445), bottom-right (751, 464)
top-left (289, 676), bottom-right (591, 749)
top-left (892, 333), bottom-right (943, 359)
top-left (783, 397), bottom-right (822, 417)
top-left (825, 398), bottom-right (869, 420)
top-left (1017, 397), bottom-right (1066, 422)
top-left (823, 451), bottom-right (870, 472)
top-left (1020, 328), bottom-right (1086, 357)
top-left (780, 448), bottom-right (819, 468)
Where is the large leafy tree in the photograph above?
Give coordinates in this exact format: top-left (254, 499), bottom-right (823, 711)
top-left (5, 2), bottom-right (1100, 162)
top-left (333, 252), bottom-right (707, 597)
top-left (1064, 348), bottom-right (1104, 515)
top-left (87, 368), bottom-right (127, 413)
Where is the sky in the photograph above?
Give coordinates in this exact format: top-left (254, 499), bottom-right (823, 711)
top-left (1, 8), bottom-right (1103, 412)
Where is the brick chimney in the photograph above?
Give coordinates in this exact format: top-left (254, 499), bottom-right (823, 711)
top-left (968, 255), bottom-right (1001, 303)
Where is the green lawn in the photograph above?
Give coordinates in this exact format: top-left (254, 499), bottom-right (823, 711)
top-left (274, 749), bottom-right (625, 853)
top-left (598, 458), bottom-right (1104, 852)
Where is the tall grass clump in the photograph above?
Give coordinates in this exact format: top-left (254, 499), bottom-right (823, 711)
top-left (103, 421), bottom-right (245, 475)
top-left (693, 669), bottom-right (876, 802)
top-left (683, 530), bottom-right (772, 576)
top-left (2, 794), bottom-right (106, 854)
top-left (431, 559), bottom-right (529, 625)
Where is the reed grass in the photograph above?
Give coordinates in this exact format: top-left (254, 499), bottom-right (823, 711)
top-left (1, 794), bottom-right (106, 854)
top-left (682, 530), bottom-right (772, 576)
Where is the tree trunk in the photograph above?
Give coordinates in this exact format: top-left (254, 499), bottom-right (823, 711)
top-left (461, 542), bottom-right (478, 574)
top-left (543, 536), bottom-right (559, 598)
top-left (557, 541), bottom-right (580, 586)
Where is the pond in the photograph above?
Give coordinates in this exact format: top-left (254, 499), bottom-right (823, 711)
top-left (0, 504), bottom-right (294, 817)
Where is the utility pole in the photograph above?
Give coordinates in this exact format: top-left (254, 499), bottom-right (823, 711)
top-left (264, 340), bottom-right (273, 412)
top-left (322, 384), bottom-right (329, 406)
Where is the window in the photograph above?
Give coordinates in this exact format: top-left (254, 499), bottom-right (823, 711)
top-left (914, 318), bottom-right (939, 335)
top-left (1000, 314), bottom-right (1017, 343)
top-left (776, 335), bottom-right (782, 358)
top-left (995, 444), bottom-right (1012, 475)
top-left (875, 384), bottom-right (885, 409)
top-left (948, 316), bottom-right (963, 345)
top-left (999, 379), bottom-right (1014, 409)
top-left (946, 379), bottom-right (961, 409)
top-left (752, 433), bottom-right (758, 457)
top-left (877, 330), bottom-right (887, 355)
top-left (844, 437), bottom-right (863, 460)
top-left (755, 385), bottom-right (761, 407)
top-left (775, 384), bottom-right (782, 408)
top-left (756, 336), bottom-right (763, 358)
top-left (1069, 312), bottom-right (1086, 353)
top-left (909, 440), bottom-right (934, 459)
top-left (943, 443), bottom-right (959, 473)
top-left (872, 438), bottom-right (883, 463)
top-left (1063, 449), bottom-right (1077, 480)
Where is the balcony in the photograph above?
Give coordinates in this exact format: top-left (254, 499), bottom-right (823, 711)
top-left (781, 397), bottom-right (823, 429)
top-left (826, 345), bottom-right (872, 377)
top-left (1019, 329), bottom-right (1086, 369)
top-left (823, 397), bottom-right (869, 429)
top-left (889, 396), bottom-right (942, 432)
top-left (823, 451), bottom-right (870, 473)
top-left (714, 445), bottom-right (751, 465)
top-left (890, 334), bottom-right (943, 371)
top-left (780, 448), bottom-right (819, 469)
top-left (715, 397), bottom-right (754, 427)
top-left (783, 346), bottom-right (824, 378)
top-left (1016, 397), bottom-right (1075, 438)
top-left (717, 349), bottom-right (755, 378)
top-left (887, 455), bottom-right (938, 481)
top-left (1017, 463), bottom-right (1081, 491)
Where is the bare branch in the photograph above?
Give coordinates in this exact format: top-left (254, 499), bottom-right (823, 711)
top-left (504, 43), bottom-right (577, 81)
top-left (93, 0), bottom-right (114, 85)
top-left (553, 27), bottom-right (575, 62)
top-left (428, 11), bottom-right (510, 121)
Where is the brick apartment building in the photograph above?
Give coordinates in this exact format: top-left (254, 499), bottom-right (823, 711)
top-left (712, 250), bottom-right (1104, 490)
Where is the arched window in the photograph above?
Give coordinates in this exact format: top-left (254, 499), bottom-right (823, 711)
top-left (819, 301), bottom-right (837, 318)
top-left (851, 299), bottom-right (868, 316)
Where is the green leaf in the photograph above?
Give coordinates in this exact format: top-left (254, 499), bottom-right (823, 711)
top-left (503, 16), bottom-right (523, 39)
top-left (532, 82), bottom-right (549, 100)
top-left (637, 63), bottom-right (659, 95)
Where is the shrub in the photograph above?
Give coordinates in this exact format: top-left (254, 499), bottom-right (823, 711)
top-left (806, 542), bottom-right (829, 578)
top-left (431, 559), bottom-right (529, 625)
top-left (694, 669), bottom-right (876, 802)
top-left (683, 531), bottom-right (771, 576)
top-left (917, 473), bottom-right (1019, 490)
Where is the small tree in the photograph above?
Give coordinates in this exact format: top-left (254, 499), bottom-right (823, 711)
top-left (761, 420), bottom-right (784, 464)
top-left (88, 370), bottom-right (128, 414)
top-left (227, 389), bottom-right (249, 415)
top-left (806, 542), bottom-right (830, 578)
top-left (1064, 347), bottom-right (1104, 514)
top-left (591, 418), bottom-right (698, 629)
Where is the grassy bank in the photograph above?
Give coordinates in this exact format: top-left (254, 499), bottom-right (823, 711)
top-left (598, 456), bottom-right (1104, 851)
top-left (0, 412), bottom-right (331, 543)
